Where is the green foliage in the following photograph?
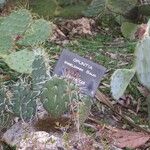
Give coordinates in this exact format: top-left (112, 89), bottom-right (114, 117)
top-left (111, 69), bottom-right (135, 100)
top-left (0, 9), bottom-right (52, 73)
top-left (84, 0), bottom-right (137, 18)
top-left (121, 22), bottom-right (139, 40)
top-left (29, 0), bottom-right (89, 18)
top-left (135, 36), bottom-right (150, 90)
top-left (29, 0), bottom-right (58, 18)
top-left (57, 0), bottom-right (84, 6)
top-left (84, 0), bottom-right (107, 17)
top-left (4, 49), bottom-right (35, 74)
top-left (139, 2), bottom-right (150, 16)
top-left (107, 0), bottom-right (137, 17)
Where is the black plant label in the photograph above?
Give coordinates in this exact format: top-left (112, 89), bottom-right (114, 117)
top-left (54, 49), bottom-right (106, 97)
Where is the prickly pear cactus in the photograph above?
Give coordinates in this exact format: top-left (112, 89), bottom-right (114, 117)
top-left (4, 49), bottom-right (35, 74)
top-left (135, 36), bottom-right (150, 90)
top-left (0, 9), bottom-right (53, 74)
top-left (18, 19), bottom-right (52, 46)
top-left (0, 9), bottom-right (32, 56)
top-left (10, 79), bottom-right (37, 121)
top-left (41, 77), bottom-right (78, 118)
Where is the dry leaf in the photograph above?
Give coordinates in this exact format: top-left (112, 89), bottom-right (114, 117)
top-left (111, 129), bottom-right (150, 148)
top-left (57, 17), bottom-right (96, 37)
top-left (98, 126), bottom-right (150, 149)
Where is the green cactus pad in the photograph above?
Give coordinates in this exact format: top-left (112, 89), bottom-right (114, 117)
top-left (32, 54), bottom-right (49, 92)
top-left (0, 35), bottom-right (14, 57)
top-left (41, 77), bottom-right (77, 118)
top-left (0, 9), bottom-right (32, 36)
top-left (4, 49), bottom-right (35, 74)
top-left (111, 69), bottom-right (135, 100)
top-left (18, 19), bottom-right (52, 46)
top-left (135, 37), bottom-right (150, 90)
top-left (121, 22), bottom-right (139, 40)
top-left (11, 80), bottom-right (37, 121)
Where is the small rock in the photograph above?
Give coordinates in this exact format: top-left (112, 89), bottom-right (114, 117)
top-left (18, 131), bottom-right (64, 150)
top-left (2, 121), bottom-right (35, 146)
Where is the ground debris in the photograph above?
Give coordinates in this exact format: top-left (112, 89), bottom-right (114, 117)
top-left (50, 17), bottom-right (97, 45)
top-left (2, 120), bottom-right (123, 150)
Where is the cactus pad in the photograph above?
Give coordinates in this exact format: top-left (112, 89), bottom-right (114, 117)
top-left (41, 77), bottom-right (77, 118)
top-left (135, 36), bottom-right (150, 90)
top-left (10, 79), bottom-right (37, 121)
top-left (0, 9), bottom-right (32, 36)
top-left (111, 69), bottom-right (135, 100)
top-left (32, 54), bottom-right (49, 92)
top-left (18, 19), bottom-right (52, 46)
top-left (4, 49), bottom-right (35, 74)
top-left (0, 35), bottom-right (14, 57)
